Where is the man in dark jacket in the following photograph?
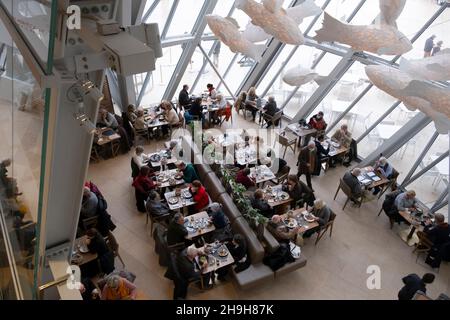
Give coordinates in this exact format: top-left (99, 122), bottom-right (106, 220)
top-left (167, 213), bottom-right (188, 246)
top-left (424, 35), bottom-right (436, 57)
top-left (342, 168), bottom-right (363, 198)
top-left (262, 96), bottom-right (280, 128)
top-left (297, 141), bottom-right (316, 190)
top-left (250, 189), bottom-right (273, 218)
top-left (424, 213), bottom-right (450, 249)
top-left (313, 135), bottom-right (330, 175)
top-left (178, 85), bottom-right (192, 109)
top-left (398, 273), bottom-right (435, 300)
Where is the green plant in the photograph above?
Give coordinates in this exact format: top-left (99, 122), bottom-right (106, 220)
top-left (221, 168), bottom-right (269, 226)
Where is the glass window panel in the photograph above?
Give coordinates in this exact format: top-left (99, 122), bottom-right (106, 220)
top-left (166, 0), bottom-right (206, 38)
top-left (144, 0), bottom-right (173, 31)
top-left (140, 45), bottom-right (183, 106)
top-left (406, 133), bottom-right (449, 208)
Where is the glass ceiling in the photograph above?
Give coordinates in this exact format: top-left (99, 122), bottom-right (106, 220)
top-left (134, 0), bottom-right (449, 216)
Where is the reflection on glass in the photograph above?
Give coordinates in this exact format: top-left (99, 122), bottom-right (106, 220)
top-left (0, 44), bottom-right (44, 299)
top-left (0, 0), bottom-right (51, 67)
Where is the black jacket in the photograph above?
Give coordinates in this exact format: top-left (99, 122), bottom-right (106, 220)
top-left (343, 171), bottom-right (362, 197)
top-left (251, 197), bottom-right (272, 217)
top-left (176, 251), bottom-right (201, 282)
top-left (167, 221), bottom-right (188, 246)
top-left (179, 89), bottom-right (191, 106)
top-left (424, 223), bottom-right (450, 249)
top-left (398, 274), bottom-right (427, 300)
top-left (263, 101), bottom-right (279, 116)
top-left (189, 101), bottom-right (203, 117)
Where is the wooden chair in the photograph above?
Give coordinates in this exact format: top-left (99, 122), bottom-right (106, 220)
top-left (219, 103), bottom-right (233, 127)
top-left (274, 133), bottom-right (297, 158)
top-left (270, 165), bottom-right (290, 185)
top-left (413, 231), bottom-right (433, 262)
top-left (377, 168), bottom-right (399, 199)
top-left (315, 210), bottom-right (336, 245)
top-left (134, 127), bottom-right (150, 143)
top-left (146, 209), bottom-right (171, 236)
top-left (82, 216), bottom-right (99, 231)
top-left (261, 110), bottom-right (282, 128)
top-left (105, 231), bottom-right (126, 268)
top-left (334, 178), bottom-right (364, 210)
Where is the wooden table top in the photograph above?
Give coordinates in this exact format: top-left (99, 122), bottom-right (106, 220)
top-left (96, 128), bottom-right (121, 146)
top-left (195, 243), bottom-right (235, 274)
top-left (250, 165), bottom-right (276, 184)
top-left (287, 123), bottom-right (317, 137)
top-left (357, 167), bottom-right (390, 189)
top-left (184, 211), bottom-right (216, 240)
top-left (71, 236), bottom-right (98, 266)
top-left (164, 187), bottom-right (196, 210)
top-left (155, 169), bottom-right (185, 188)
top-left (263, 185), bottom-right (291, 208)
top-left (281, 208), bottom-right (320, 234)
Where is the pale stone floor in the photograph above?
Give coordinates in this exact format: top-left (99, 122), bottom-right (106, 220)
top-left (87, 112), bottom-right (450, 300)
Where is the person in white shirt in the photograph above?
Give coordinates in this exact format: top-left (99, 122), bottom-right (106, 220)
top-left (207, 83), bottom-right (217, 99)
top-left (132, 146), bottom-right (149, 169)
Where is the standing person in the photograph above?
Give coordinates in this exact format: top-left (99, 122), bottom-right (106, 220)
top-left (313, 135), bottom-right (330, 175)
top-left (178, 84), bottom-right (192, 109)
top-left (432, 40), bottom-right (443, 56)
top-left (297, 141), bottom-right (317, 190)
top-left (398, 273), bottom-right (435, 300)
top-left (213, 42), bottom-right (221, 67)
top-left (207, 84), bottom-right (217, 99)
top-left (424, 35), bottom-right (436, 57)
top-left (132, 166), bottom-right (158, 213)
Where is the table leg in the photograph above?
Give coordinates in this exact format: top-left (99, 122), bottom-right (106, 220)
top-left (407, 226), bottom-right (416, 240)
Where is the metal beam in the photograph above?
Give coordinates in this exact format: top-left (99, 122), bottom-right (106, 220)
top-left (355, 100), bottom-right (401, 143)
top-left (162, 0), bottom-right (218, 101)
top-left (431, 200), bottom-right (448, 214)
top-left (190, 3), bottom-right (236, 94)
top-left (401, 131), bottom-right (439, 186)
top-left (136, 72), bottom-right (151, 107)
top-left (217, 53), bottom-right (239, 92)
top-left (403, 151), bottom-right (449, 188)
top-left (142, 0), bottom-right (160, 22)
top-left (358, 113), bottom-right (432, 167)
top-left (431, 189), bottom-right (449, 212)
top-left (198, 44), bottom-right (235, 101)
top-left (161, 0), bottom-right (180, 40)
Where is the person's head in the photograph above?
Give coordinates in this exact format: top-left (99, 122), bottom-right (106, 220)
top-left (137, 109), bottom-right (144, 117)
top-left (317, 135), bottom-right (325, 142)
top-left (314, 199), bottom-right (325, 210)
top-left (437, 40), bottom-right (443, 47)
top-left (431, 35), bottom-right (436, 40)
top-left (379, 157), bottom-right (387, 166)
top-left (160, 100), bottom-right (172, 111)
top-left (434, 213), bottom-right (445, 225)
top-left (194, 97), bottom-right (202, 105)
top-left (209, 202), bottom-right (222, 213)
top-left (83, 187), bottom-right (91, 199)
top-left (242, 168), bottom-right (251, 176)
top-left (176, 161), bottom-right (186, 170)
top-left (173, 213), bottom-right (184, 225)
top-left (317, 111), bottom-right (324, 119)
top-left (135, 146), bottom-right (144, 155)
top-left (232, 234), bottom-right (246, 247)
top-left (307, 141), bottom-right (316, 151)
top-left (248, 87), bottom-right (256, 97)
top-left (207, 83), bottom-right (214, 90)
top-left (268, 96), bottom-right (275, 103)
top-left (127, 104), bottom-right (135, 113)
top-left (239, 91), bottom-right (247, 100)
top-left (86, 228), bottom-right (99, 240)
top-left (186, 246), bottom-right (198, 259)
top-left (351, 168), bottom-right (361, 176)
top-left (271, 215), bottom-right (282, 224)
top-left (99, 108), bottom-right (108, 117)
top-left (422, 273), bottom-right (435, 284)
top-left (191, 180), bottom-right (202, 192)
top-left (341, 124), bottom-right (348, 132)
top-left (287, 174), bottom-right (299, 187)
top-left (1, 159), bottom-right (11, 167)
top-left (148, 190), bottom-right (160, 201)
top-left (139, 165), bottom-right (151, 177)
top-left (216, 94), bottom-right (224, 102)
top-left (169, 141), bottom-right (178, 150)
top-left (406, 190), bottom-right (416, 200)
top-left (183, 84), bottom-right (189, 91)
top-left (106, 275), bottom-right (122, 290)
top-left (254, 189), bottom-right (264, 199)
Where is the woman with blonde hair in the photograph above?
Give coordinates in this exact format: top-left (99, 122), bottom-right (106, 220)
top-left (101, 275), bottom-right (137, 300)
top-left (245, 87), bottom-right (260, 121)
top-left (235, 91), bottom-right (247, 114)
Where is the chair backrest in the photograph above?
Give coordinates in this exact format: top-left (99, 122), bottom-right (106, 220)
top-left (417, 231), bottom-right (433, 248)
top-left (391, 167), bottom-right (399, 180)
top-left (339, 178), bottom-right (353, 198)
top-left (82, 216), bottom-right (98, 231)
top-left (272, 110), bottom-right (283, 121)
top-left (278, 134), bottom-right (289, 146)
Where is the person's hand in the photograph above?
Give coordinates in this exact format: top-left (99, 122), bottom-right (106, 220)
top-left (85, 238), bottom-right (91, 245)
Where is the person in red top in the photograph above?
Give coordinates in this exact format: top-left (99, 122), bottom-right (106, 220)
top-left (236, 168), bottom-right (256, 190)
top-left (189, 180), bottom-right (210, 214)
top-left (309, 111), bottom-right (327, 132)
top-left (132, 166), bottom-right (158, 213)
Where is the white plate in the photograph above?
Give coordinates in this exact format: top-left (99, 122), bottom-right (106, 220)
top-left (168, 197), bottom-right (179, 205)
